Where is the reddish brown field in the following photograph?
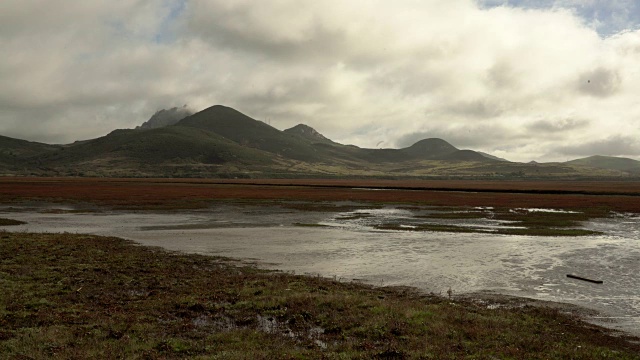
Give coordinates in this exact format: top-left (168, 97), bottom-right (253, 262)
top-left (2, 177), bottom-right (640, 213)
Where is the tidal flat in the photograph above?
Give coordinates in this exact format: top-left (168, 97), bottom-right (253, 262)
top-left (2, 200), bottom-right (640, 339)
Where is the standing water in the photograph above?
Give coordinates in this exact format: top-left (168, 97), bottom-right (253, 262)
top-left (2, 202), bottom-right (639, 336)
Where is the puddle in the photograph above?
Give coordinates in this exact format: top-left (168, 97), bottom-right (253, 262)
top-left (1, 202), bottom-right (639, 336)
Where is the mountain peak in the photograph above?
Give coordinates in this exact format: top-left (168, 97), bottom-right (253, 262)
top-left (284, 124), bottom-right (332, 144)
top-left (403, 138), bottom-right (458, 157)
top-left (138, 106), bottom-right (192, 130)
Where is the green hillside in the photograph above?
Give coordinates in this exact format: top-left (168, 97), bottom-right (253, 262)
top-left (0, 135), bottom-right (60, 173)
top-left (177, 105), bottom-right (326, 162)
top-left (566, 155), bottom-right (640, 173)
top-left (32, 126), bottom-right (274, 166)
top-left (0, 135), bottom-right (59, 157)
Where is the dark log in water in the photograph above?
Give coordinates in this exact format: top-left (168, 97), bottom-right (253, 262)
top-left (567, 274), bottom-right (603, 284)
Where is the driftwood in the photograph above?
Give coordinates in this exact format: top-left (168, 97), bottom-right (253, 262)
top-left (566, 274), bottom-right (603, 284)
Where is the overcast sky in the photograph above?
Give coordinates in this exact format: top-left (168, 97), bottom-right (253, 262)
top-left (2, 0), bottom-right (639, 162)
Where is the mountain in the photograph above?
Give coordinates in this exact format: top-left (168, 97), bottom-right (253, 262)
top-left (0, 104), bottom-right (634, 178)
top-left (565, 155), bottom-right (640, 173)
top-left (138, 106), bottom-right (193, 130)
top-left (176, 105), bottom-right (326, 162)
top-left (402, 138), bottom-right (458, 159)
top-left (284, 124), bottom-right (334, 144)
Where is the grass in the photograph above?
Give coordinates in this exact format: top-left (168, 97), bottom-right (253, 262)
top-left (0, 218), bottom-right (25, 226)
top-left (1, 232), bottom-right (639, 359)
top-left (377, 222), bottom-right (602, 236)
top-left (493, 209), bottom-right (596, 225)
top-left (408, 208), bottom-right (606, 236)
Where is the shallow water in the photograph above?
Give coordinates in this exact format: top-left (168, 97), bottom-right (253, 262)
top-left (2, 202), bottom-right (639, 336)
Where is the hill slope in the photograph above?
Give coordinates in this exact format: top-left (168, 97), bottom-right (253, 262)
top-left (176, 105), bottom-right (327, 162)
top-left (566, 155), bottom-right (640, 173)
top-left (283, 124), bottom-right (335, 145)
top-left (0, 135), bottom-right (61, 173)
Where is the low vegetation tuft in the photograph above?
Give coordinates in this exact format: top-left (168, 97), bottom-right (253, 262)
top-left (0, 218), bottom-right (25, 226)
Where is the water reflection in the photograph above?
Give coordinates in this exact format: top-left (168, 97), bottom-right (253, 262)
top-left (1, 202), bottom-right (638, 335)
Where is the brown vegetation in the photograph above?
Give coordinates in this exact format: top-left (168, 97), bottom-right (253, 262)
top-left (2, 177), bottom-right (640, 213)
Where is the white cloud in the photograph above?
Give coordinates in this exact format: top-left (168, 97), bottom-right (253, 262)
top-left (1, 0), bottom-right (640, 162)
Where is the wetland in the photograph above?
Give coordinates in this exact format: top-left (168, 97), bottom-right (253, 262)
top-left (1, 178), bottom-right (640, 358)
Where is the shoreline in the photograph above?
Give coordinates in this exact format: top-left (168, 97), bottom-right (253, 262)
top-left (1, 231), bottom-right (639, 358)
top-left (2, 198), bottom-right (639, 339)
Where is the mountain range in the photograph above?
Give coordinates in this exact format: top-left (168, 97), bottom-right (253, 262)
top-left (1, 105), bottom-right (639, 178)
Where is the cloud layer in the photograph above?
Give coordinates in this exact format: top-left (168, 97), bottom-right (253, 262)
top-left (1, 0), bottom-right (640, 161)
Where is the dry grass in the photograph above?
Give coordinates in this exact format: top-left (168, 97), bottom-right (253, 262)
top-left (2, 178), bottom-right (640, 213)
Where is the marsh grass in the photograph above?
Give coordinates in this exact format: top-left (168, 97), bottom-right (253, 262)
top-left (0, 218), bottom-right (25, 226)
top-left (406, 207), bottom-right (606, 236)
top-left (1, 232), bottom-right (638, 359)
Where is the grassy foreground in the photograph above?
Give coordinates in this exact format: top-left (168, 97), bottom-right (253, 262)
top-left (1, 233), bottom-right (639, 359)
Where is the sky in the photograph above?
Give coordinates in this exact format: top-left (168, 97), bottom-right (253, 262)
top-left (1, 0), bottom-right (640, 162)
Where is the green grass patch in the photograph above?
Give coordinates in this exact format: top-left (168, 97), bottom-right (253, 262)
top-left (1, 232), bottom-right (638, 359)
top-left (493, 210), bottom-right (597, 228)
top-left (404, 207), bottom-right (608, 236)
top-left (0, 218), bottom-right (25, 226)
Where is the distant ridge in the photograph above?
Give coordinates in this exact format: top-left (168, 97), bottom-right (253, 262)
top-left (565, 155), bottom-right (640, 173)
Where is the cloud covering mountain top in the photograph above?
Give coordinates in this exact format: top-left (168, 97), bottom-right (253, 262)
top-left (1, 0), bottom-right (639, 161)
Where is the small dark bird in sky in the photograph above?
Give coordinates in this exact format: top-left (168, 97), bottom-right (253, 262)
top-left (588, 80), bottom-right (591, 83)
